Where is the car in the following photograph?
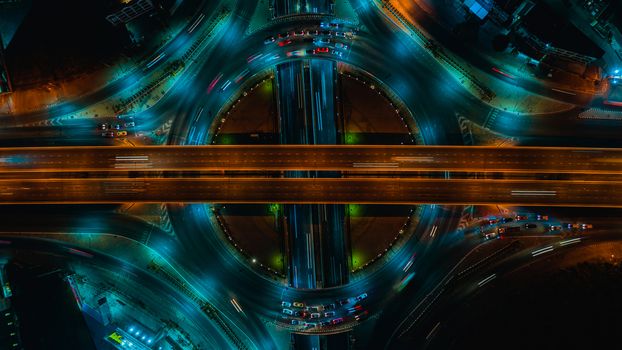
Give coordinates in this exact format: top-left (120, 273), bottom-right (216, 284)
top-left (355, 293), bottom-right (368, 301)
top-left (277, 32), bottom-right (289, 38)
top-left (102, 131), bottom-right (115, 138)
top-left (290, 319), bottom-right (299, 325)
top-left (524, 223), bottom-right (537, 229)
top-left (324, 311), bottom-right (335, 317)
top-left (319, 321), bottom-right (331, 327)
top-left (296, 30), bottom-right (306, 36)
top-left (320, 22), bottom-right (329, 28)
top-left (282, 309), bottom-right (294, 315)
top-left (264, 36), bottom-right (276, 44)
top-left (114, 123), bottom-right (122, 130)
top-left (484, 231), bottom-right (499, 240)
top-left (306, 322), bottom-right (318, 328)
top-left (295, 310), bottom-right (309, 318)
top-left (516, 215), bottom-right (528, 221)
top-left (354, 310), bottom-right (369, 321)
top-left (487, 217), bottom-right (499, 225)
top-left (293, 301), bottom-right (305, 308)
top-left (310, 313), bottom-right (321, 319)
top-left (581, 223), bottom-right (593, 229)
top-left (501, 217), bottom-right (514, 223)
top-left (278, 39), bottom-right (292, 47)
top-left (282, 301), bottom-right (292, 307)
top-left (331, 317), bottom-right (344, 325)
top-left (335, 42), bottom-right (348, 49)
top-left (549, 225), bottom-right (562, 231)
top-left (329, 22), bottom-right (340, 28)
top-left (324, 303), bottom-right (336, 310)
top-left (321, 30), bottom-right (331, 35)
top-left (116, 130), bottom-right (127, 137)
top-left (314, 47), bottom-right (329, 54)
top-left (335, 31), bottom-right (346, 37)
top-left (330, 49), bottom-right (343, 57)
top-left (337, 298), bottom-right (350, 306)
top-left (314, 37), bottom-right (330, 45)
top-left (99, 123), bottom-right (108, 130)
top-left (124, 121), bottom-right (135, 127)
top-left (286, 49), bottom-right (306, 57)
top-left (536, 214), bottom-right (549, 221)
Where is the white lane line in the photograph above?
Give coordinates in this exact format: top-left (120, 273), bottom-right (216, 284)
top-left (559, 237), bottom-right (582, 247)
top-left (230, 298), bottom-right (244, 313)
top-left (352, 162), bottom-right (399, 168)
top-left (477, 274), bottom-right (496, 287)
top-left (429, 225), bottom-right (438, 238)
top-left (392, 156), bottom-right (434, 162)
top-left (403, 259), bottom-right (414, 272)
top-left (551, 88), bottom-right (576, 95)
top-left (426, 322), bottom-right (441, 340)
top-left (188, 13), bottom-right (205, 33)
top-left (532, 246), bottom-right (554, 257)
top-left (511, 190), bottom-right (557, 196)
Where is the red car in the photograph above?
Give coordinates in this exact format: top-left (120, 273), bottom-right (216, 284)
top-left (314, 47), bottom-right (329, 54)
top-left (278, 39), bottom-right (292, 47)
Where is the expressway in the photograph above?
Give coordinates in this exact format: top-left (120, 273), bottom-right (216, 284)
top-left (0, 177), bottom-right (621, 207)
top-left (1, 145), bottom-right (622, 174)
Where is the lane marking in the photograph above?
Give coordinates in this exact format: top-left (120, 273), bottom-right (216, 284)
top-left (477, 273), bottom-right (496, 287)
top-left (532, 246), bottom-right (554, 257)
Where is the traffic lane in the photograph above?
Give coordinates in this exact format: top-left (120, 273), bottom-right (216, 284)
top-left (0, 235), bottom-right (234, 349)
top-left (1, 178), bottom-right (622, 206)
top-left (352, 1), bottom-right (621, 146)
top-left (287, 204), bottom-right (319, 289)
top-left (2, 145), bottom-right (622, 174)
top-left (393, 230), bottom-right (622, 348)
top-left (166, 204), bottom-right (282, 349)
top-left (0, 0), bottom-right (229, 126)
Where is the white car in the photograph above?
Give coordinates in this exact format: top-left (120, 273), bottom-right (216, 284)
top-left (283, 309), bottom-right (294, 315)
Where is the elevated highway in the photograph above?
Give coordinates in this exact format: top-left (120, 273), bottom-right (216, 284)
top-left (1, 178), bottom-right (621, 207)
top-left (0, 145), bottom-right (621, 174)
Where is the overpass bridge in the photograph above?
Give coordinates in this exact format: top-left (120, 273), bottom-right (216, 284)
top-left (0, 177), bottom-right (621, 207)
top-left (0, 145), bottom-right (621, 174)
